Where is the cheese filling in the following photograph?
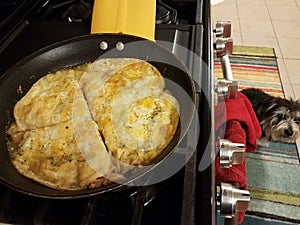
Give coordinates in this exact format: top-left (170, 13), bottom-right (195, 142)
top-left (7, 58), bottom-right (180, 190)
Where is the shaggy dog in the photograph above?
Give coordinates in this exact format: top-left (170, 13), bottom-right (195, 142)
top-left (241, 88), bottom-right (300, 146)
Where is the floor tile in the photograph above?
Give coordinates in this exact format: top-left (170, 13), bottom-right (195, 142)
top-left (240, 19), bottom-right (275, 38)
top-left (237, 0), bottom-right (266, 5)
top-left (266, 0), bottom-right (297, 6)
top-left (211, 5), bottom-right (238, 21)
top-left (283, 59), bottom-right (300, 84)
top-left (292, 84), bottom-right (300, 98)
top-left (230, 19), bottom-right (241, 36)
top-left (282, 82), bottom-right (296, 98)
top-left (277, 58), bottom-right (291, 84)
top-left (242, 37), bottom-right (282, 58)
top-left (233, 36), bottom-right (243, 46)
top-left (268, 6), bottom-right (300, 21)
top-left (277, 38), bottom-right (300, 59)
top-left (272, 21), bottom-right (300, 38)
top-left (237, 5), bottom-right (270, 20)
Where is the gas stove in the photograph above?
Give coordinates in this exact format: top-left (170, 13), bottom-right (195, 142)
top-left (0, 1), bottom-right (215, 225)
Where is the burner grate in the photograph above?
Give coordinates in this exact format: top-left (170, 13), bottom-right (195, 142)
top-left (34, 0), bottom-right (93, 22)
top-left (0, 189), bottom-right (39, 225)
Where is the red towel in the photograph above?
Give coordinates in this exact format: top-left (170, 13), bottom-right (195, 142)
top-left (215, 92), bottom-right (261, 224)
top-left (215, 92), bottom-right (262, 153)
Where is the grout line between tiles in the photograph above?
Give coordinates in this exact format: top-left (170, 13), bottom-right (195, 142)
top-left (266, 6), bottom-right (283, 60)
top-left (296, 0), bottom-right (300, 9)
top-left (235, 2), bottom-right (243, 45)
top-left (269, 8), bottom-right (292, 99)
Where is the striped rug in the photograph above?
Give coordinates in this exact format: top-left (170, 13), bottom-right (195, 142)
top-left (214, 46), bottom-right (284, 97)
top-left (214, 46), bottom-right (300, 225)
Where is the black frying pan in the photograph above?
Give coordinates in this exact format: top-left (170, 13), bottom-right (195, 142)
top-left (0, 33), bottom-right (197, 198)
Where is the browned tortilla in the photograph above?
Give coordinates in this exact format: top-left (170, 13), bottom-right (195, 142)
top-left (7, 58), bottom-right (180, 190)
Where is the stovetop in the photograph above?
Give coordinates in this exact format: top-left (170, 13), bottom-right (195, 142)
top-left (0, 1), bottom-right (214, 224)
top-left (0, 0), bottom-right (206, 76)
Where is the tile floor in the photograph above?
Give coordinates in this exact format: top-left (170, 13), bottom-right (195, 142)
top-left (211, 0), bottom-right (300, 152)
top-left (211, 0), bottom-right (300, 99)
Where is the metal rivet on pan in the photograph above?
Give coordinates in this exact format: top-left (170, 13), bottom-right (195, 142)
top-left (116, 41), bottom-right (124, 51)
top-left (99, 41), bottom-right (108, 50)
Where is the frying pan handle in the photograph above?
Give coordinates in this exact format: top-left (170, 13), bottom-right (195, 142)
top-left (91, 0), bottom-right (156, 41)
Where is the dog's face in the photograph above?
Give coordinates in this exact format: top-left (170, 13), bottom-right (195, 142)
top-left (261, 98), bottom-right (300, 143)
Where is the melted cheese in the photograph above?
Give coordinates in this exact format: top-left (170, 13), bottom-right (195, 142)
top-left (14, 69), bottom-right (82, 130)
top-left (84, 60), bottom-right (163, 126)
top-left (9, 121), bottom-right (116, 190)
top-left (83, 60), bottom-right (179, 165)
top-left (7, 58), bottom-right (180, 190)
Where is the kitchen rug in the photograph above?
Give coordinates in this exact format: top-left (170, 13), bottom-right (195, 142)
top-left (214, 46), bottom-right (300, 224)
top-left (214, 46), bottom-right (284, 97)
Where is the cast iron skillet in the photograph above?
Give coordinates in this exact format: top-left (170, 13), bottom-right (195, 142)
top-left (0, 34), bottom-right (197, 198)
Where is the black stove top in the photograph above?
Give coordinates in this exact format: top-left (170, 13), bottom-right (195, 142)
top-left (0, 1), bottom-right (214, 224)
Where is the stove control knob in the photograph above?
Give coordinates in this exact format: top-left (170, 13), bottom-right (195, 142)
top-left (218, 183), bottom-right (250, 218)
top-left (214, 21), bottom-right (232, 38)
top-left (214, 37), bottom-right (233, 57)
top-left (219, 139), bottom-right (245, 168)
top-left (216, 79), bottom-right (238, 100)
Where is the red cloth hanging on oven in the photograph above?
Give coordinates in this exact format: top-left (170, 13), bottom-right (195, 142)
top-left (215, 92), bottom-right (262, 153)
top-left (215, 92), bottom-right (262, 224)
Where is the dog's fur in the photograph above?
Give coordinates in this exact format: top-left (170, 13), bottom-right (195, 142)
top-left (241, 88), bottom-right (300, 146)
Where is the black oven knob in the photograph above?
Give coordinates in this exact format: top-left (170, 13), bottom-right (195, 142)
top-left (214, 21), bottom-right (232, 38)
top-left (218, 183), bottom-right (250, 218)
top-left (219, 139), bottom-right (245, 168)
